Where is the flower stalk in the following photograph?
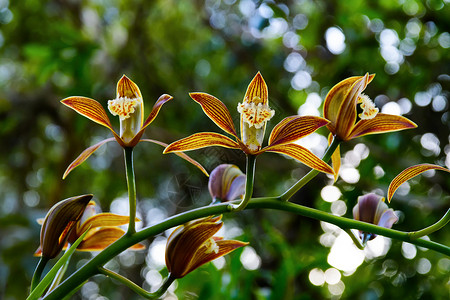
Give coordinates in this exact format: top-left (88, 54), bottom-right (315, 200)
top-left (408, 208), bottom-right (450, 240)
top-left (228, 154), bottom-right (256, 211)
top-left (98, 267), bottom-right (175, 299)
top-left (30, 256), bottom-right (50, 292)
top-left (124, 147), bottom-right (137, 235)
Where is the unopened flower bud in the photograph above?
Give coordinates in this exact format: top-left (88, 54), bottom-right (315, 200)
top-left (38, 194), bottom-right (93, 258)
top-left (208, 164), bottom-right (246, 202)
top-left (165, 216), bottom-right (248, 279)
top-left (353, 193), bottom-right (398, 244)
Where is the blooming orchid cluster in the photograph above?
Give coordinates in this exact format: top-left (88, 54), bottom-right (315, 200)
top-left (30, 72), bottom-right (450, 300)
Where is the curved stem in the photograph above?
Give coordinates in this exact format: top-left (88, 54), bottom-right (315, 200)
top-left (280, 135), bottom-right (340, 201)
top-left (408, 209), bottom-right (450, 240)
top-left (344, 228), bottom-right (365, 250)
top-left (228, 154), bottom-right (256, 212)
top-left (124, 147), bottom-right (136, 235)
top-left (30, 256), bottom-right (49, 292)
top-left (99, 267), bottom-right (174, 299)
top-left (44, 197), bottom-right (449, 300)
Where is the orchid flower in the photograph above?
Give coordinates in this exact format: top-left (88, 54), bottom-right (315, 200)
top-left (323, 74), bottom-right (417, 176)
top-left (61, 75), bottom-right (207, 178)
top-left (353, 193), bottom-right (399, 245)
top-left (164, 72), bottom-right (334, 175)
top-left (165, 215), bottom-right (248, 279)
top-left (35, 200), bottom-right (144, 256)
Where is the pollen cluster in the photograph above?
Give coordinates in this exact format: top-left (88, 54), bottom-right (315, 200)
top-left (237, 101), bottom-right (275, 129)
top-left (108, 97), bottom-right (142, 120)
top-left (358, 94), bottom-right (378, 120)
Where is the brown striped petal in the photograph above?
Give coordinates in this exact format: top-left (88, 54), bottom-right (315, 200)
top-left (116, 75), bottom-right (142, 99)
top-left (244, 72), bottom-right (268, 105)
top-left (141, 139), bottom-right (209, 177)
top-left (61, 97), bottom-right (115, 133)
top-left (184, 239), bottom-right (248, 277)
top-left (39, 194), bottom-right (93, 258)
top-left (268, 116), bottom-right (329, 146)
top-left (190, 92), bottom-right (238, 137)
top-left (267, 116), bottom-right (297, 144)
top-left (63, 137), bottom-right (116, 179)
top-left (77, 227), bottom-right (145, 251)
top-left (262, 143), bottom-right (334, 174)
top-left (77, 213), bottom-right (137, 236)
top-left (348, 113), bottom-right (417, 140)
top-left (163, 132), bottom-right (241, 153)
top-left (387, 164), bottom-right (450, 202)
top-left (264, 144), bottom-right (334, 175)
top-left (323, 74), bottom-right (375, 140)
top-left (166, 219), bottom-right (223, 278)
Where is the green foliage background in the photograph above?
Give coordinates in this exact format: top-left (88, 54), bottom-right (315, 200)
top-left (0, 0), bottom-right (449, 299)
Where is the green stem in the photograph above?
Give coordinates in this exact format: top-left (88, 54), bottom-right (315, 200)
top-left (280, 135), bottom-right (341, 201)
top-left (98, 267), bottom-right (173, 299)
top-left (408, 208), bottom-right (450, 239)
top-left (124, 147), bottom-right (136, 235)
top-left (30, 256), bottom-right (49, 292)
top-left (343, 228), bottom-right (365, 250)
top-left (228, 154), bottom-right (256, 212)
top-left (44, 198), bottom-right (449, 300)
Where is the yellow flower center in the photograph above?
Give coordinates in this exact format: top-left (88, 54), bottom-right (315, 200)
top-left (204, 237), bottom-right (219, 254)
top-left (237, 99), bottom-right (275, 129)
top-left (108, 97), bottom-right (142, 121)
top-left (358, 94), bottom-right (378, 120)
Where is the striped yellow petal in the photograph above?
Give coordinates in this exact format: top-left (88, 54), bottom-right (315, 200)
top-left (268, 116), bottom-right (329, 146)
top-left (244, 72), bottom-right (268, 105)
top-left (164, 132), bottom-right (240, 153)
top-left (190, 92), bottom-right (238, 137)
top-left (61, 96), bottom-right (116, 134)
top-left (116, 75), bottom-right (142, 99)
top-left (262, 144), bottom-right (334, 175)
top-left (184, 239), bottom-right (248, 277)
top-left (63, 137), bottom-right (116, 179)
top-left (348, 113), bottom-right (417, 140)
top-left (77, 213), bottom-right (137, 236)
top-left (388, 164), bottom-right (450, 202)
top-left (77, 227), bottom-right (145, 251)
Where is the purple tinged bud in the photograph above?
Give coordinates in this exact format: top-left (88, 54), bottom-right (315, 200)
top-left (208, 164), bottom-right (246, 202)
top-left (353, 193), bottom-right (398, 243)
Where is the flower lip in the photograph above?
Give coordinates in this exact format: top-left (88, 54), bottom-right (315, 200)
top-left (108, 96), bottom-right (143, 121)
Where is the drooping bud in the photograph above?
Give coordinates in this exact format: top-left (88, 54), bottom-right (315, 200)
top-left (208, 164), bottom-right (246, 202)
top-left (108, 75), bottom-right (143, 145)
top-left (353, 193), bottom-right (398, 244)
top-left (38, 194), bottom-right (93, 258)
top-left (237, 72), bottom-right (274, 152)
top-left (165, 216), bottom-right (248, 279)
